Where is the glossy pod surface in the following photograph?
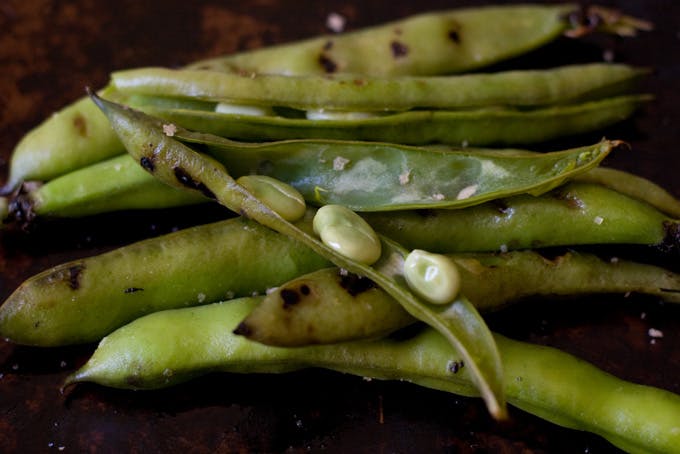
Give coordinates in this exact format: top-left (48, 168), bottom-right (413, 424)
top-left (0, 214), bottom-right (329, 346)
top-left (142, 94), bottom-right (647, 146)
top-left (112, 64), bottom-right (645, 110)
top-left (67, 297), bottom-right (680, 454)
top-left (362, 182), bottom-right (678, 253)
top-left (204, 135), bottom-right (616, 210)
top-left (186, 4), bottom-right (577, 76)
top-left (240, 250), bottom-right (680, 346)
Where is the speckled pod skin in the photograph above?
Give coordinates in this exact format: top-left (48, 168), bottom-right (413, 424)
top-left (0, 213), bottom-right (329, 346)
top-left (67, 296), bottom-right (680, 454)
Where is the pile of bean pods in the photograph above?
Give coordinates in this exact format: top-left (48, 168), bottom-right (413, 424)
top-left (1, 3), bottom-right (679, 453)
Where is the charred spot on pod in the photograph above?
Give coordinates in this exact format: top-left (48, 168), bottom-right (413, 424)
top-left (338, 270), bottom-right (376, 296)
top-left (491, 199), bottom-right (512, 216)
top-left (448, 360), bottom-right (465, 374)
top-left (323, 40), bottom-right (334, 51)
top-left (280, 288), bottom-right (301, 309)
top-left (72, 114), bottom-right (87, 137)
top-left (7, 184), bottom-right (36, 228)
top-left (300, 284), bottom-right (310, 296)
top-left (68, 264), bottom-right (85, 290)
top-left (448, 29), bottom-right (461, 44)
top-left (415, 209), bottom-right (438, 219)
top-left (553, 189), bottom-right (584, 209)
top-left (390, 41), bottom-right (409, 58)
top-left (257, 159), bottom-right (275, 175)
top-left (125, 374), bottom-right (143, 388)
top-left (388, 322), bottom-right (426, 341)
top-left (173, 166), bottom-right (217, 200)
top-left (659, 221), bottom-right (680, 254)
top-left (233, 322), bottom-right (253, 336)
top-left (319, 53), bottom-right (338, 73)
top-left (140, 156), bottom-right (155, 172)
top-left (124, 287), bottom-right (144, 294)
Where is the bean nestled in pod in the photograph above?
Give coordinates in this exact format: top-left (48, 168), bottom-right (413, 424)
top-left (236, 175), bottom-right (306, 222)
top-left (313, 204), bottom-right (382, 265)
top-left (404, 250), bottom-right (461, 305)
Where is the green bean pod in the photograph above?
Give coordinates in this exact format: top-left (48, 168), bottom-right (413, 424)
top-left (1, 89), bottom-right (124, 193)
top-left (186, 4), bottom-right (647, 76)
top-left (94, 92), bottom-right (507, 419)
top-left (65, 297), bottom-right (680, 454)
top-left (112, 64), bottom-right (646, 111)
top-left (200, 135), bottom-right (616, 211)
top-left (576, 167), bottom-right (680, 218)
top-left (4, 154), bottom-right (206, 226)
top-left (241, 250), bottom-right (680, 347)
top-left (363, 182), bottom-right (680, 254)
top-left (0, 135), bottom-right (615, 226)
top-left (140, 94), bottom-right (648, 146)
top-left (0, 213), bottom-right (330, 346)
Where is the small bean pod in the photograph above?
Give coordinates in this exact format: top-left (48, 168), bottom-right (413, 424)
top-left (362, 182), bottom-right (680, 254)
top-left (141, 94), bottom-right (648, 146)
top-left (187, 4), bottom-right (649, 76)
top-left (240, 250), bottom-right (680, 347)
top-left (112, 64), bottom-right (646, 111)
top-left (197, 132), bottom-right (616, 211)
top-left (0, 213), bottom-right (329, 346)
top-left (3, 154), bottom-right (206, 227)
top-left (65, 297), bottom-right (680, 454)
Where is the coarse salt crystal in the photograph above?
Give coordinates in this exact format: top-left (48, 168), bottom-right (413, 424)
top-left (594, 216), bottom-right (604, 225)
top-left (333, 156), bottom-right (350, 170)
top-left (456, 184), bottom-right (478, 200)
top-left (399, 170), bottom-right (411, 185)
top-left (326, 12), bottom-right (346, 33)
top-left (648, 328), bottom-right (664, 338)
top-left (162, 123), bottom-right (177, 137)
top-left (432, 193), bottom-right (445, 201)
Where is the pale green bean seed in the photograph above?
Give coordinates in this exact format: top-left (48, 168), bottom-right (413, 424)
top-left (236, 175), bottom-right (306, 221)
top-left (215, 102), bottom-right (274, 116)
top-left (313, 204), bottom-right (381, 264)
top-left (404, 249), bottom-right (461, 305)
top-left (305, 110), bottom-right (384, 121)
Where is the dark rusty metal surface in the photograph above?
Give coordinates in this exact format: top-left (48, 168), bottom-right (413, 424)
top-left (1, 0), bottom-right (679, 452)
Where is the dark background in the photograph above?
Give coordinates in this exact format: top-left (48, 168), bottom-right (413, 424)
top-left (1, 1), bottom-right (679, 452)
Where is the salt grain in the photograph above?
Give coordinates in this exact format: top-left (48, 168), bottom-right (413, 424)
top-left (162, 123), bottom-right (177, 137)
top-left (333, 156), bottom-right (350, 170)
top-left (648, 328), bottom-right (664, 339)
top-left (398, 170), bottom-right (411, 185)
top-left (456, 184), bottom-right (478, 200)
top-left (326, 12), bottom-right (346, 33)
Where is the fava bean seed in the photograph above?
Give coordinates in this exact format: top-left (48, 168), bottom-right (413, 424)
top-left (404, 250), bottom-right (461, 305)
top-left (313, 205), bottom-right (381, 264)
top-left (236, 175), bottom-right (306, 222)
